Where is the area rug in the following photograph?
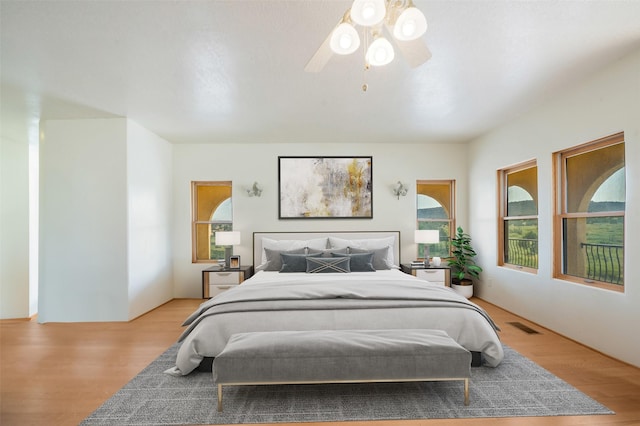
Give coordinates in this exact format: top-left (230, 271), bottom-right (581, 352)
top-left (81, 344), bottom-right (613, 425)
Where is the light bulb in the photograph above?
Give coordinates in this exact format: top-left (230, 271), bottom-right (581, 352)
top-left (351, 0), bottom-right (386, 27)
top-left (330, 23), bottom-right (360, 55)
top-left (401, 19), bottom-right (416, 37)
top-left (393, 7), bottom-right (427, 41)
top-left (366, 37), bottom-right (394, 66)
top-left (362, 3), bottom-right (376, 20)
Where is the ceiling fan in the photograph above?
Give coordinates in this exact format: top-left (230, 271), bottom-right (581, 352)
top-left (305, 0), bottom-right (432, 73)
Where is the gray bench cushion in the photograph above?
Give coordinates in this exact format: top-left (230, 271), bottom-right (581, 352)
top-left (213, 329), bottom-right (471, 384)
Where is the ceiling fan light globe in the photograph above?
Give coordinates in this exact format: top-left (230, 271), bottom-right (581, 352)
top-left (351, 0), bottom-right (386, 27)
top-left (393, 7), bottom-right (427, 41)
top-left (366, 37), bottom-right (394, 66)
top-left (402, 20), bottom-right (416, 37)
top-left (330, 23), bottom-right (360, 55)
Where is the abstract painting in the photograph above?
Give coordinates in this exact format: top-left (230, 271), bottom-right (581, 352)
top-left (278, 156), bottom-right (373, 219)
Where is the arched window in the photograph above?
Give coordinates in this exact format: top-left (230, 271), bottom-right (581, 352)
top-left (554, 133), bottom-right (625, 290)
top-left (416, 180), bottom-right (455, 259)
top-left (192, 181), bottom-right (233, 263)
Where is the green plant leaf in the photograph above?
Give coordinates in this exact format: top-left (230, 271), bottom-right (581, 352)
top-left (448, 226), bottom-right (481, 281)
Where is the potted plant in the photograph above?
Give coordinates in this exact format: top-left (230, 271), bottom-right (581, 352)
top-left (447, 226), bottom-right (482, 298)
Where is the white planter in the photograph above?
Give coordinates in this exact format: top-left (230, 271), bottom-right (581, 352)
top-left (451, 283), bottom-right (473, 299)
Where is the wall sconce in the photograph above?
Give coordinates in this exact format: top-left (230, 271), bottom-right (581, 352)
top-left (215, 231), bottom-right (241, 268)
top-left (246, 181), bottom-right (263, 197)
top-left (415, 230), bottom-right (440, 267)
top-left (392, 181), bottom-right (408, 199)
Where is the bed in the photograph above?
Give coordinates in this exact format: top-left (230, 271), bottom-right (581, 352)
top-left (167, 231), bottom-right (503, 376)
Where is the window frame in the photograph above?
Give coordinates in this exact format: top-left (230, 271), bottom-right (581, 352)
top-left (416, 179), bottom-right (456, 259)
top-left (497, 159), bottom-right (539, 273)
top-left (191, 181), bottom-right (233, 263)
top-left (553, 132), bottom-right (625, 292)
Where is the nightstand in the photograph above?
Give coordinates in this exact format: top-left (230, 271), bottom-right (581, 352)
top-left (401, 264), bottom-right (451, 287)
top-left (202, 265), bottom-right (253, 299)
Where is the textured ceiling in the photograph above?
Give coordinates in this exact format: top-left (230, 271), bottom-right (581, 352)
top-left (2, 0), bottom-right (640, 145)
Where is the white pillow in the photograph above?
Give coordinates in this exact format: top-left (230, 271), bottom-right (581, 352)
top-left (328, 236), bottom-right (397, 268)
top-left (260, 237), bottom-right (328, 265)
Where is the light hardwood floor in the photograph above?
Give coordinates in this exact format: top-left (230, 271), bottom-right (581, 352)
top-left (1, 298), bottom-right (639, 426)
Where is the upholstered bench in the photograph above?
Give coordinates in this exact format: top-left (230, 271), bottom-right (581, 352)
top-left (212, 329), bottom-right (471, 411)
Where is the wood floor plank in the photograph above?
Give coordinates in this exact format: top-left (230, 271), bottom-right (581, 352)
top-left (1, 298), bottom-right (639, 426)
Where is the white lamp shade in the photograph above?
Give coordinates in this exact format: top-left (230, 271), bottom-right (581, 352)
top-left (330, 22), bottom-right (360, 55)
top-left (350, 0), bottom-right (386, 27)
top-left (366, 36), bottom-right (394, 66)
top-left (393, 7), bottom-right (427, 41)
top-left (414, 229), bottom-right (439, 244)
top-left (215, 231), bottom-right (241, 246)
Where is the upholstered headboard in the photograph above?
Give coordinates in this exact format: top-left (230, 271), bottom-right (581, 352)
top-left (253, 231), bottom-right (401, 268)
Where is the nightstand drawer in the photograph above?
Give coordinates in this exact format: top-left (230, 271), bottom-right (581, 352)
top-left (209, 283), bottom-right (239, 297)
top-left (416, 269), bottom-right (445, 285)
top-left (206, 271), bottom-right (242, 285)
top-left (202, 265), bottom-right (253, 298)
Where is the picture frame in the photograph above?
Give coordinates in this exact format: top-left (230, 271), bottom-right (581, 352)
top-left (229, 255), bottom-right (240, 269)
top-left (278, 156), bottom-right (373, 219)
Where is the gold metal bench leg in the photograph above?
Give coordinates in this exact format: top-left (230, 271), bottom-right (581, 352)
top-left (217, 384), bottom-right (223, 412)
top-left (464, 378), bottom-right (469, 405)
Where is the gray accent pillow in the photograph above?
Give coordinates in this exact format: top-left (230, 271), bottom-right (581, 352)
top-left (348, 246), bottom-right (391, 270)
top-left (280, 253), bottom-right (322, 273)
top-left (306, 257), bottom-right (351, 273)
top-left (307, 247), bottom-right (348, 257)
top-left (333, 252), bottom-right (375, 272)
top-left (263, 247), bottom-right (307, 271)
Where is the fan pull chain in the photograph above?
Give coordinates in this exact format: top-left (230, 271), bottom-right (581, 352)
top-left (362, 64), bottom-right (369, 92)
top-left (362, 29), bottom-right (370, 92)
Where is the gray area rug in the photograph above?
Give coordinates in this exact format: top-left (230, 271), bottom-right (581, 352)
top-left (81, 344), bottom-right (613, 425)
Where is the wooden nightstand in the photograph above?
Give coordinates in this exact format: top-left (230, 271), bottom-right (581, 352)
top-left (401, 264), bottom-right (451, 287)
top-left (202, 265), bottom-right (253, 298)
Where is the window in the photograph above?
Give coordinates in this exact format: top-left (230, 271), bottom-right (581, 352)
top-left (192, 181), bottom-right (233, 263)
top-left (498, 160), bottom-right (538, 271)
top-left (554, 133), bottom-right (625, 291)
top-left (416, 180), bottom-right (455, 259)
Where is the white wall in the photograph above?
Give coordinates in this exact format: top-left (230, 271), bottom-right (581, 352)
top-left (172, 143), bottom-right (469, 297)
top-left (468, 48), bottom-right (640, 367)
top-left (0, 134), bottom-right (30, 319)
top-left (39, 118), bottom-right (173, 322)
top-left (127, 121), bottom-right (173, 319)
top-left (39, 119), bottom-right (130, 321)
top-left (28, 142), bottom-right (39, 316)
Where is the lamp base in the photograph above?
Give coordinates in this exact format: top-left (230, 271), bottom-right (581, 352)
top-left (224, 247), bottom-right (232, 269)
top-left (423, 247), bottom-right (430, 267)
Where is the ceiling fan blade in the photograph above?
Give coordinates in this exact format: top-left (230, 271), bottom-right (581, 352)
top-left (394, 37), bottom-right (432, 68)
top-left (385, 21), bottom-right (432, 68)
top-left (304, 30), bottom-right (334, 73)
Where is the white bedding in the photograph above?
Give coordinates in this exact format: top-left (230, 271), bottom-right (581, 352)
top-left (168, 269), bottom-right (504, 376)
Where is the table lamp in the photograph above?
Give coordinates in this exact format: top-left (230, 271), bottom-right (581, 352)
top-left (414, 230), bottom-right (439, 267)
top-left (215, 231), bottom-right (241, 268)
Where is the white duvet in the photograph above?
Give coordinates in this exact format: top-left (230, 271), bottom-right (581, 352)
top-left (167, 270), bottom-right (504, 376)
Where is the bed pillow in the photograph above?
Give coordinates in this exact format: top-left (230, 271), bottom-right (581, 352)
top-left (260, 247), bottom-right (307, 271)
top-left (260, 237), bottom-right (328, 265)
top-left (307, 247), bottom-right (348, 257)
top-left (328, 236), bottom-right (396, 268)
top-left (280, 253), bottom-right (322, 273)
top-left (347, 246), bottom-right (393, 270)
top-left (328, 235), bottom-right (395, 250)
top-left (333, 252), bottom-right (375, 272)
top-left (306, 257), bottom-right (351, 273)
